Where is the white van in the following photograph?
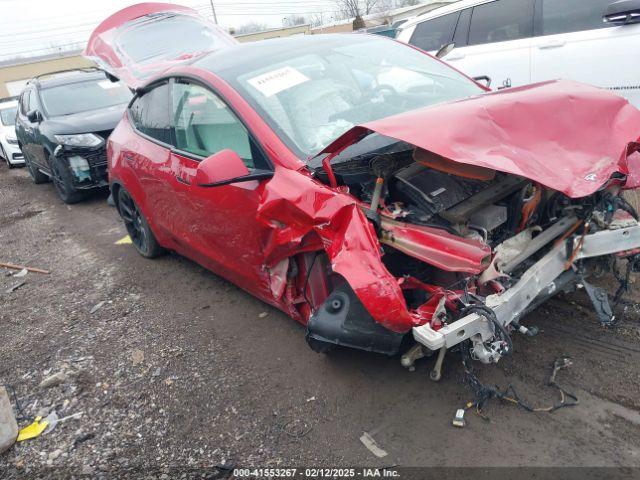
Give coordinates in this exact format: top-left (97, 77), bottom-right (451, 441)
top-left (396, 0), bottom-right (640, 107)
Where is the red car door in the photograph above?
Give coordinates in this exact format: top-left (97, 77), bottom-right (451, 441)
top-left (166, 80), bottom-right (273, 298)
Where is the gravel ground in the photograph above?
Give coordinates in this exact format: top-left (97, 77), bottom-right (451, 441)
top-left (1, 163), bottom-right (640, 478)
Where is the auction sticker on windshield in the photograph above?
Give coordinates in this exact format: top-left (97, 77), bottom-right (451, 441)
top-left (248, 66), bottom-right (309, 97)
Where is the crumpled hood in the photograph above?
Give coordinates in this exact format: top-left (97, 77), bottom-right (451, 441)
top-left (320, 80), bottom-right (640, 198)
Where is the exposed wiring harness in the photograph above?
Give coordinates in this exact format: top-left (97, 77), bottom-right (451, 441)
top-left (455, 305), bottom-right (577, 417)
top-left (613, 254), bottom-right (640, 309)
top-left (460, 304), bottom-right (513, 357)
top-left (461, 349), bottom-right (578, 419)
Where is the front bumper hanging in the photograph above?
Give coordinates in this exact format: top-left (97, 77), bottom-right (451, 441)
top-left (412, 224), bottom-right (640, 352)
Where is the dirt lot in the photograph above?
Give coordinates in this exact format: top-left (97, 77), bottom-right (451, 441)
top-left (1, 163), bottom-right (640, 476)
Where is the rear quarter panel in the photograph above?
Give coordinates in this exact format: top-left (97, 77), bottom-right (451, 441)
top-left (108, 116), bottom-right (176, 250)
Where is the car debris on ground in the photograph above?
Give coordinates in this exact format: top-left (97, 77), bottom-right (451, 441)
top-left (4, 281), bottom-right (25, 294)
top-left (359, 432), bottom-right (388, 458)
top-left (0, 262), bottom-right (50, 274)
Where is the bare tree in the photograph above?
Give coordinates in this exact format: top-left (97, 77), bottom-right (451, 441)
top-left (235, 21), bottom-right (269, 35)
top-left (308, 13), bottom-right (326, 27)
top-left (334, 0), bottom-right (379, 19)
top-left (283, 15), bottom-right (307, 27)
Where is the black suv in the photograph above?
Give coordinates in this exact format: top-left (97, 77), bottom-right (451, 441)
top-left (15, 68), bottom-right (131, 203)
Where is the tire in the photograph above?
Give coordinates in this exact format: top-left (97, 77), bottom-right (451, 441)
top-left (50, 154), bottom-right (84, 204)
top-left (25, 152), bottom-right (49, 184)
top-left (117, 188), bottom-right (164, 258)
top-left (1, 145), bottom-right (9, 168)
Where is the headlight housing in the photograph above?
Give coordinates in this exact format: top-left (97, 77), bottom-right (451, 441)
top-left (6, 136), bottom-right (18, 145)
top-left (54, 133), bottom-right (103, 148)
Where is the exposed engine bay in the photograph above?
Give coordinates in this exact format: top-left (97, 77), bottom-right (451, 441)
top-left (307, 137), bottom-right (640, 377)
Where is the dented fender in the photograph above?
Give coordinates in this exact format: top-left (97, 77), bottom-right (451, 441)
top-left (257, 167), bottom-right (424, 333)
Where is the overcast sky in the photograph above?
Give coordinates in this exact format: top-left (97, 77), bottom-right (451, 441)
top-left (0, 0), bottom-right (341, 61)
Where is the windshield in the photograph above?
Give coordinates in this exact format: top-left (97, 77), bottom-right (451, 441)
top-left (39, 79), bottom-right (132, 117)
top-left (0, 105), bottom-right (17, 126)
top-left (222, 36), bottom-right (483, 159)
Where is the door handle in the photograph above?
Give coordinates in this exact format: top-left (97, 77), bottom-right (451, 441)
top-left (175, 175), bottom-right (191, 186)
top-left (538, 40), bottom-right (566, 49)
top-left (445, 52), bottom-right (465, 60)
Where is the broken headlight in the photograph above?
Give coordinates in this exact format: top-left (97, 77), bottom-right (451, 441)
top-left (54, 133), bottom-right (103, 148)
top-left (67, 155), bottom-right (91, 182)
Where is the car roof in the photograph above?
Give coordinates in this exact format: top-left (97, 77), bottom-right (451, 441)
top-left (193, 33), bottom-right (391, 77)
top-left (400, 0), bottom-right (493, 29)
top-left (29, 68), bottom-right (108, 90)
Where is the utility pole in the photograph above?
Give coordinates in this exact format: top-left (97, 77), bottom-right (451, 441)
top-left (209, 0), bottom-right (218, 24)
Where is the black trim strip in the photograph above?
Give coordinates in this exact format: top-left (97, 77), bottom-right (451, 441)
top-left (196, 170), bottom-right (274, 188)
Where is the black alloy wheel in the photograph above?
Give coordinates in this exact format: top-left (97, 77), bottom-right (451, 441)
top-left (50, 155), bottom-right (84, 204)
top-left (117, 188), bottom-right (164, 258)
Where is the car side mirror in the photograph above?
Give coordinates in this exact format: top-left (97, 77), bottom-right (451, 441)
top-left (27, 109), bottom-right (41, 123)
top-left (604, 0), bottom-right (640, 24)
top-left (195, 149), bottom-right (249, 187)
top-left (473, 75), bottom-right (492, 88)
top-left (194, 149), bottom-right (275, 187)
top-left (435, 42), bottom-right (455, 59)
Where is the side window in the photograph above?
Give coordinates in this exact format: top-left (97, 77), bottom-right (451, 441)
top-left (468, 0), bottom-right (534, 46)
top-left (129, 83), bottom-right (172, 144)
top-left (172, 82), bottom-right (260, 169)
top-left (410, 12), bottom-right (460, 51)
top-left (539, 0), bottom-right (613, 36)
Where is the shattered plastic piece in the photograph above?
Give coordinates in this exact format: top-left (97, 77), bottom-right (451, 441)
top-left (42, 412), bottom-right (59, 435)
top-left (4, 281), bottom-right (25, 294)
top-left (12, 268), bottom-right (28, 278)
top-left (258, 312), bottom-right (269, 318)
top-left (42, 411), bottom-right (84, 436)
top-left (115, 235), bottom-right (132, 245)
top-left (0, 386), bottom-right (18, 453)
top-left (452, 409), bottom-right (466, 428)
top-left (359, 432), bottom-right (388, 458)
top-left (90, 301), bottom-right (106, 314)
top-left (16, 416), bottom-right (48, 442)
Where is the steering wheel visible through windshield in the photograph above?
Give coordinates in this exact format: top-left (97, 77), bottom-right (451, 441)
top-left (226, 35), bottom-right (484, 160)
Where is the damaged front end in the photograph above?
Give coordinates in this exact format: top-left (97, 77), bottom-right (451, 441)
top-left (309, 140), bottom-right (640, 368)
top-left (259, 80), bottom-right (640, 373)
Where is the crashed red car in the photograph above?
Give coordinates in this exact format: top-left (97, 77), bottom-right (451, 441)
top-left (86, 4), bottom-right (640, 377)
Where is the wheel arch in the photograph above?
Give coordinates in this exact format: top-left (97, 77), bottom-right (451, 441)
top-left (110, 180), bottom-right (123, 210)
